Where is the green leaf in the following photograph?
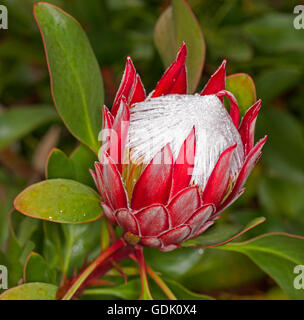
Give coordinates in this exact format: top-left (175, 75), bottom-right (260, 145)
top-left (218, 233), bottom-right (304, 300)
top-left (83, 279), bottom-right (140, 300)
top-left (24, 252), bottom-right (56, 284)
top-left (181, 249), bottom-right (264, 292)
top-left (0, 170), bottom-right (25, 246)
top-left (4, 212), bottom-right (41, 287)
top-left (83, 278), bottom-right (213, 300)
top-left (46, 145), bottom-right (97, 187)
top-left (0, 106), bottom-right (58, 150)
top-left (145, 247), bottom-right (202, 279)
top-left (46, 148), bottom-right (75, 180)
top-left (154, 0), bottom-right (205, 92)
top-left (162, 279), bottom-right (213, 300)
top-left (34, 2), bottom-right (104, 153)
top-left (0, 283), bottom-right (58, 300)
top-left (70, 144), bottom-right (97, 187)
top-left (184, 217), bottom-right (266, 248)
top-left (43, 218), bottom-right (102, 276)
top-left (5, 233), bottom-right (23, 287)
top-left (42, 222), bottom-right (63, 271)
top-left (226, 73), bottom-right (257, 117)
top-left (17, 216), bottom-right (40, 247)
top-left (14, 179), bottom-right (102, 224)
top-left (61, 222), bottom-right (102, 275)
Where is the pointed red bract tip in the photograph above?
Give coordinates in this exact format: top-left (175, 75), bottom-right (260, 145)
top-left (128, 74), bottom-right (146, 105)
top-left (111, 57), bottom-right (136, 117)
top-left (152, 42), bottom-right (188, 97)
top-left (239, 99), bottom-right (262, 155)
top-left (102, 105), bottom-right (114, 131)
top-left (200, 60), bottom-right (227, 97)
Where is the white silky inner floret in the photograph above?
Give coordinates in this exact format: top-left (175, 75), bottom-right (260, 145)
top-left (128, 94), bottom-right (244, 189)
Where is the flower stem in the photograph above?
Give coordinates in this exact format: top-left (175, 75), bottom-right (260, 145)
top-left (62, 238), bottom-right (130, 300)
top-left (135, 246), bottom-right (153, 300)
top-left (146, 265), bottom-right (177, 300)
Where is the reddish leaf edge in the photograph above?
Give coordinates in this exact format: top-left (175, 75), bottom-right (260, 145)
top-left (218, 231), bottom-right (304, 247)
top-left (183, 217), bottom-right (266, 249)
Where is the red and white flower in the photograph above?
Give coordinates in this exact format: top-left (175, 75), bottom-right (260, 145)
top-left (91, 43), bottom-right (267, 251)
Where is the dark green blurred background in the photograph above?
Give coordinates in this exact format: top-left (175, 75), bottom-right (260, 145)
top-left (0, 0), bottom-right (304, 299)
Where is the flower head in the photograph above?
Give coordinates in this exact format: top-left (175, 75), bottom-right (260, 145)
top-left (91, 43), bottom-right (267, 251)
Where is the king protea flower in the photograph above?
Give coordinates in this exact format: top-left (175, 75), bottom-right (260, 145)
top-left (90, 43), bottom-right (267, 252)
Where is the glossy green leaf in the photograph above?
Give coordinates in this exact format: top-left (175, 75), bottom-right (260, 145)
top-left (42, 222), bottom-right (63, 271)
top-left (154, 0), bottom-right (205, 92)
top-left (0, 283), bottom-right (58, 300)
top-left (46, 148), bottom-right (75, 180)
top-left (17, 216), bottom-right (40, 247)
top-left (83, 278), bottom-right (212, 300)
top-left (34, 2), bottom-right (104, 152)
top-left (24, 252), bottom-right (56, 284)
top-left (47, 145), bottom-right (97, 187)
top-left (0, 170), bottom-right (25, 246)
top-left (83, 279), bottom-right (140, 300)
top-left (0, 106), bottom-right (58, 150)
top-left (184, 217), bottom-right (266, 248)
top-left (61, 221), bottom-right (102, 275)
top-left (5, 233), bottom-right (23, 287)
top-left (181, 249), bottom-right (264, 292)
top-left (70, 144), bottom-right (97, 187)
top-left (162, 279), bottom-right (213, 300)
top-left (226, 73), bottom-right (257, 117)
top-left (4, 211), bottom-right (41, 287)
top-left (42, 214), bottom-right (102, 277)
top-left (218, 233), bottom-right (304, 300)
top-left (14, 179), bottom-right (102, 224)
top-left (145, 247), bottom-right (202, 279)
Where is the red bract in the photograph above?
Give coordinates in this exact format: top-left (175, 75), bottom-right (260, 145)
top-left (91, 43), bottom-right (267, 251)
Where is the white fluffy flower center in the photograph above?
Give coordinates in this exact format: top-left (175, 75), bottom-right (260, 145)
top-left (128, 94), bottom-right (244, 188)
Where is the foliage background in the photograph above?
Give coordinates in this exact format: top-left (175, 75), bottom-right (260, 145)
top-left (0, 0), bottom-right (304, 300)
